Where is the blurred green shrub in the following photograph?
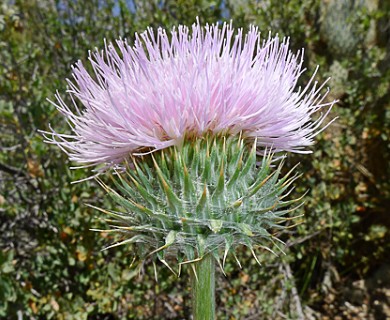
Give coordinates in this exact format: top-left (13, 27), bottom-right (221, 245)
top-left (0, 0), bottom-right (389, 318)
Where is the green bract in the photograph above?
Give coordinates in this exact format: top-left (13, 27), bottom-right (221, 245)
top-left (93, 135), bottom-right (303, 274)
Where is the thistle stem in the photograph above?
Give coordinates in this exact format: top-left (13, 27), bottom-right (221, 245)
top-left (190, 254), bottom-right (216, 320)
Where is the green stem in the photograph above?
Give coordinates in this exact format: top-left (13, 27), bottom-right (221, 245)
top-left (190, 254), bottom-right (216, 320)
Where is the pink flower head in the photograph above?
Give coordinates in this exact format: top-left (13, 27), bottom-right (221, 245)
top-left (43, 20), bottom-right (335, 169)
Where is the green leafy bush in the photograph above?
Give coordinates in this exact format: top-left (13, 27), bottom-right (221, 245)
top-left (1, 0), bottom-right (389, 318)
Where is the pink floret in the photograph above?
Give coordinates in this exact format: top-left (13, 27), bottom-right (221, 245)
top-left (43, 20), bottom-right (336, 169)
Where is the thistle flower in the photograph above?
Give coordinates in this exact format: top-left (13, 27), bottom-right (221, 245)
top-left (43, 20), bottom-right (335, 319)
top-left (43, 20), bottom-right (335, 169)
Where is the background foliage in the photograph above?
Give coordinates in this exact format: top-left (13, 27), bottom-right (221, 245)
top-left (0, 0), bottom-right (389, 319)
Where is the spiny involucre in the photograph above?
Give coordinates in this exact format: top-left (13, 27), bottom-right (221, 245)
top-left (43, 20), bottom-right (335, 169)
top-left (94, 135), bottom-right (305, 274)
